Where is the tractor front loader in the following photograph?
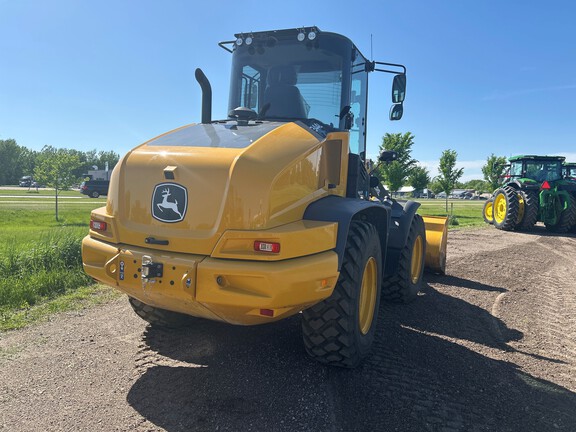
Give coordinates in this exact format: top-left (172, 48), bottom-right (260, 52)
top-left (82, 27), bottom-right (448, 368)
top-left (484, 155), bottom-right (576, 233)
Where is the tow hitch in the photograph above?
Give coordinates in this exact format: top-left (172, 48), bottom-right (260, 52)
top-left (142, 255), bottom-right (163, 280)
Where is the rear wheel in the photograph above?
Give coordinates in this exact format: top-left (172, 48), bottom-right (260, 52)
top-left (90, 191), bottom-right (100, 198)
top-left (492, 186), bottom-right (519, 231)
top-left (482, 198), bottom-right (494, 225)
top-left (301, 221), bottom-right (382, 368)
top-left (128, 297), bottom-right (196, 328)
top-left (381, 214), bottom-right (426, 304)
top-left (515, 189), bottom-right (538, 230)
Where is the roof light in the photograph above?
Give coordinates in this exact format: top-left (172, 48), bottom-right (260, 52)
top-left (297, 32), bottom-right (306, 42)
top-left (236, 37), bottom-right (243, 46)
top-left (308, 31), bottom-right (317, 40)
top-left (541, 180), bottom-right (551, 190)
top-left (90, 220), bottom-right (107, 231)
top-left (245, 36), bottom-right (253, 45)
top-left (254, 241), bottom-right (280, 254)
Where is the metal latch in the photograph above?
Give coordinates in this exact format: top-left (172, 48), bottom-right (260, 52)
top-left (142, 255), bottom-right (163, 279)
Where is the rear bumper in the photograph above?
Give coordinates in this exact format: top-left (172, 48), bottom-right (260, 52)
top-left (82, 236), bottom-right (339, 325)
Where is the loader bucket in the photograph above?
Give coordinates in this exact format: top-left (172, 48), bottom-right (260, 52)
top-left (422, 215), bottom-right (448, 275)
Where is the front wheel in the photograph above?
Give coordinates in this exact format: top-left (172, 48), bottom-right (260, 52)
top-left (301, 221), bottom-right (382, 368)
top-left (90, 191), bottom-right (100, 198)
top-left (381, 214), bottom-right (426, 303)
top-left (483, 198), bottom-right (494, 225)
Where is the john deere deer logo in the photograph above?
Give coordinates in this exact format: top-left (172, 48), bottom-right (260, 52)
top-left (151, 183), bottom-right (187, 223)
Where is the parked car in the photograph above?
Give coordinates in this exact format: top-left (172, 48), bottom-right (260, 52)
top-left (19, 176), bottom-right (33, 187)
top-left (80, 180), bottom-right (110, 198)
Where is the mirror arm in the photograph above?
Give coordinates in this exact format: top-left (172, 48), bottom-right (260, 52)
top-left (372, 61), bottom-right (406, 75)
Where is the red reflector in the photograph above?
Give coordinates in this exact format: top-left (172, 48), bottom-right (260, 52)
top-left (254, 241), bottom-right (280, 253)
top-left (90, 220), bottom-right (107, 231)
top-left (541, 181), bottom-right (551, 190)
top-left (260, 309), bottom-right (274, 317)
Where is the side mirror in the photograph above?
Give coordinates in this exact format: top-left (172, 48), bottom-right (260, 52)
top-left (389, 104), bottom-right (403, 121)
top-left (379, 150), bottom-right (398, 163)
top-left (392, 74), bottom-right (406, 104)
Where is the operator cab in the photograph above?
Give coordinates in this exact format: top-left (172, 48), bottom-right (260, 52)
top-left (509, 155), bottom-right (565, 182)
top-left (221, 27), bottom-right (406, 159)
top-left (563, 163), bottom-right (576, 180)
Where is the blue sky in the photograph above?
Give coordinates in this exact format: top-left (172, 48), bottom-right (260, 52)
top-left (1, 0), bottom-right (575, 181)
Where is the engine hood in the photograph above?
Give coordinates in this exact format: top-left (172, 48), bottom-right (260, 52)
top-left (103, 121), bottom-right (344, 255)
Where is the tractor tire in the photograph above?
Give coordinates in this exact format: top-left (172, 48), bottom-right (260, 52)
top-left (516, 190), bottom-right (538, 231)
top-left (128, 297), bottom-right (195, 328)
top-left (492, 186), bottom-right (519, 231)
top-left (546, 193), bottom-right (576, 233)
top-left (301, 221), bottom-right (382, 368)
top-left (482, 198), bottom-right (494, 225)
top-left (381, 214), bottom-right (426, 304)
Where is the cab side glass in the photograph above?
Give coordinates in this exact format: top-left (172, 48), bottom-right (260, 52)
top-left (392, 74), bottom-right (406, 104)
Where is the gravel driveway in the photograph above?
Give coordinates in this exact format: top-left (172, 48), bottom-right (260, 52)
top-left (1, 227), bottom-right (575, 431)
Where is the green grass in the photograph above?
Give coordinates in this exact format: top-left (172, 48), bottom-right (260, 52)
top-left (0, 196), bottom-right (112, 331)
top-left (0, 188), bottom-right (88, 197)
top-left (415, 198), bottom-right (486, 228)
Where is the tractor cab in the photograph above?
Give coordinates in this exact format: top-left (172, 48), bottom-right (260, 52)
top-left (563, 162), bottom-right (576, 180)
top-left (508, 155), bottom-right (565, 184)
top-left (220, 27), bottom-right (406, 159)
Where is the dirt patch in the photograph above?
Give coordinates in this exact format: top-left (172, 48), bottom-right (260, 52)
top-left (1, 227), bottom-right (575, 431)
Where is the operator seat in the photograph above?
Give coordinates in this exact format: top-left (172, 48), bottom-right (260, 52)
top-left (262, 66), bottom-right (307, 119)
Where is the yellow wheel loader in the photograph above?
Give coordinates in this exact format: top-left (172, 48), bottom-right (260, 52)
top-left (82, 27), bottom-right (448, 368)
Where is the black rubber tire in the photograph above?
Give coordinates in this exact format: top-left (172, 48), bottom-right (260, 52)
top-left (301, 221), bottom-right (382, 368)
top-left (493, 186), bottom-right (519, 231)
top-left (571, 193), bottom-right (576, 233)
top-left (381, 214), bottom-right (426, 304)
top-left (91, 191), bottom-right (100, 198)
top-left (516, 190), bottom-right (538, 231)
top-left (546, 193), bottom-right (576, 233)
top-left (128, 297), bottom-right (195, 328)
top-left (482, 198), bottom-right (494, 225)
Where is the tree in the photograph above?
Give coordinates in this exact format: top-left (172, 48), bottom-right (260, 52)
top-left (0, 139), bottom-right (24, 185)
top-left (482, 154), bottom-right (508, 192)
top-left (463, 179), bottom-right (489, 195)
top-left (34, 146), bottom-right (83, 221)
top-left (408, 165), bottom-right (431, 195)
top-left (436, 149), bottom-right (464, 211)
top-left (376, 132), bottom-right (417, 194)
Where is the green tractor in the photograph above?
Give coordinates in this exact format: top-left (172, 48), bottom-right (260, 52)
top-left (483, 155), bottom-right (576, 232)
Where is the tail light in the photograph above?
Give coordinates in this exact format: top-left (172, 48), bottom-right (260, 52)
top-left (90, 220), bottom-right (107, 231)
top-left (254, 241), bottom-right (280, 254)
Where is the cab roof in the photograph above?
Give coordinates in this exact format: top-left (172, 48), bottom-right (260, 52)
top-left (508, 155), bottom-right (566, 162)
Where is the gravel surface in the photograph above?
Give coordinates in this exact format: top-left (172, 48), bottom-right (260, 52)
top-left (1, 227), bottom-right (575, 431)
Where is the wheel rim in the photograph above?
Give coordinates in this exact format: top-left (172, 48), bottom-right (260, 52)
top-left (410, 235), bottom-right (424, 284)
top-left (516, 193), bottom-right (525, 224)
top-left (358, 257), bottom-right (377, 335)
top-left (484, 201), bottom-right (493, 222)
top-left (493, 193), bottom-right (507, 224)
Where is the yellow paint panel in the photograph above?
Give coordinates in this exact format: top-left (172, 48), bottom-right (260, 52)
top-left (211, 220), bottom-right (337, 260)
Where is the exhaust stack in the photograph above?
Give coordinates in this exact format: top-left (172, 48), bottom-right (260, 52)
top-left (195, 68), bottom-right (212, 124)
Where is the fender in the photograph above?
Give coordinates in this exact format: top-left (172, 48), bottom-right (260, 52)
top-left (384, 200), bottom-right (421, 276)
top-left (303, 195), bottom-right (390, 270)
